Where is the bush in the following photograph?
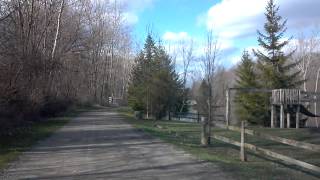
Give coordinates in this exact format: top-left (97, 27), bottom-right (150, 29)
top-left (39, 96), bottom-right (73, 117)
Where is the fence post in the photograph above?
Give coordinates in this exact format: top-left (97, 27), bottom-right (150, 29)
top-left (226, 89), bottom-right (230, 127)
top-left (201, 117), bottom-right (208, 146)
top-left (287, 112), bottom-right (290, 128)
top-left (296, 105), bottom-right (300, 129)
top-left (296, 90), bottom-right (300, 129)
top-left (197, 112), bottom-right (200, 123)
top-left (240, 121), bottom-right (247, 162)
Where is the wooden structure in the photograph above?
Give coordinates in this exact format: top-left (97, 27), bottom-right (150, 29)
top-left (271, 89), bottom-right (320, 128)
top-left (271, 89), bottom-right (301, 129)
top-left (225, 88), bottom-right (320, 129)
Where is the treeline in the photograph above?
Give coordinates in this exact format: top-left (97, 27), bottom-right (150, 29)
top-left (0, 0), bottom-right (132, 131)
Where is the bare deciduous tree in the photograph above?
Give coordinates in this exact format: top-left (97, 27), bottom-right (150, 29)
top-left (292, 30), bottom-right (320, 91)
top-left (200, 31), bottom-right (219, 146)
top-left (0, 0), bottom-right (133, 132)
top-left (292, 29), bottom-right (320, 127)
top-left (178, 39), bottom-right (194, 112)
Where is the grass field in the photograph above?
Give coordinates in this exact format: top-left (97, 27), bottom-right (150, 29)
top-left (118, 107), bottom-right (320, 180)
top-left (0, 105), bottom-right (94, 170)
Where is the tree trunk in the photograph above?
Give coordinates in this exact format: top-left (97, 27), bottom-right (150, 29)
top-left (201, 117), bottom-right (208, 146)
top-left (314, 67), bottom-right (320, 128)
top-left (51, 0), bottom-right (64, 60)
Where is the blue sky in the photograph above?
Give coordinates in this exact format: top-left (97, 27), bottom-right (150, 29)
top-left (132, 0), bottom-right (215, 41)
top-left (120, 0), bottom-right (320, 68)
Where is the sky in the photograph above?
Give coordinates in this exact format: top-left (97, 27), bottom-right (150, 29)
top-left (120, 0), bottom-right (320, 68)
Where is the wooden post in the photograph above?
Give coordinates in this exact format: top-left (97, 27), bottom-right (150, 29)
top-left (287, 112), bottom-right (290, 128)
top-left (271, 105), bottom-right (275, 128)
top-left (201, 117), bottom-right (208, 146)
top-left (226, 89), bottom-right (230, 127)
top-left (240, 121), bottom-right (247, 161)
top-left (315, 101), bottom-right (319, 128)
top-left (296, 105), bottom-right (300, 129)
top-left (280, 104), bottom-right (284, 128)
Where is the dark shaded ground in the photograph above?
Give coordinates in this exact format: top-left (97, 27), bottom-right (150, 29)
top-left (1, 107), bottom-right (232, 179)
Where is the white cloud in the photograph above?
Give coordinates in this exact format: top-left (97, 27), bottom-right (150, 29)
top-left (199, 0), bottom-right (320, 68)
top-left (111, 0), bottom-right (156, 25)
top-left (204, 0), bottom-right (320, 40)
top-left (163, 31), bottom-right (191, 42)
top-left (231, 56), bottom-right (241, 65)
top-left (162, 31), bottom-right (236, 60)
top-left (115, 0), bottom-right (156, 12)
top-left (122, 12), bottom-right (139, 25)
top-left (218, 39), bottom-right (233, 51)
top-left (195, 0), bottom-right (268, 66)
top-left (205, 0), bottom-right (266, 40)
top-left (161, 31), bottom-right (239, 72)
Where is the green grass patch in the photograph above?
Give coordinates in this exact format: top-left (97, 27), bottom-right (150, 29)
top-left (0, 118), bottom-right (69, 170)
top-left (118, 107), bottom-right (320, 180)
top-left (0, 105), bottom-right (94, 170)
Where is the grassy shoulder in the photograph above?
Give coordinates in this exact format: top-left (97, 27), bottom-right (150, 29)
top-left (0, 105), bottom-right (94, 170)
top-left (118, 107), bottom-right (320, 180)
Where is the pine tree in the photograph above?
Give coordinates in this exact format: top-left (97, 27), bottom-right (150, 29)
top-left (254, 0), bottom-right (300, 89)
top-left (234, 51), bottom-right (264, 124)
top-left (249, 0), bottom-right (302, 126)
top-left (236, 51), bottom-right (257, 88)
top-left (128, 34), bottom-right (157, 112)
top-left (150, 45), bottom-right (183, 119)
top-left (128, 34), bottom-right (184, 119)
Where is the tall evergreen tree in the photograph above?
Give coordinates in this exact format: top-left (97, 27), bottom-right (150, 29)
top-left (254, 0), bottom-right (300, 89)
top-left (128, 34), bottom-right (184, 119)
top-left (128, 35), bottom-right (157, 112)
top-left (234, 51), bottom-right (264, 125)
top-left (127, 56), bottom-right (144, 111)
top-left (150, 44), bottom-right (183, 119)
top-left (250, 0), bottom-right (301, 126)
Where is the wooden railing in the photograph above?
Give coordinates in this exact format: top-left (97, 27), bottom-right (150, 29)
top-left (212, 123), bottom-right (320, 173)
top-left (226, 125), bottom-right (320, 152)
top-left (170, 112), bottom-right (224, 123)
top-left (170, 112), bottom-right (201, 122)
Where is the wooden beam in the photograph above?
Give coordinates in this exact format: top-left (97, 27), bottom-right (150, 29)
top-left (227, 125), bottom-right (254, 135)
top-left (240, 121), bottom-right (247, 162)
top-left (280, 104), bottom-right (284, 128)
top-left (212, 134), bottom-right (240, 146)
top-left (228, 88), bottom-right (272, 93)
top-left (296, 105), bottom-right (300, 129)
top-left (301, 91), bottom-right (320, 96)
top-left (212, 134), bottom-right (320, 173)
top-left (271, 105), bottom-right (275, 128)
top-left (287, 112), bottom-right (290, 128)
top-left (244, 143), bottom-right (320, 173)
top-left (226, 89), bottom-right (230, 127)
top-left (226, 125), bottom-right (320, 152)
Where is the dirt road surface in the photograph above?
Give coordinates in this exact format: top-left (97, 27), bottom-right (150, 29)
top-left (2, 108), bottom-right (232, 180)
